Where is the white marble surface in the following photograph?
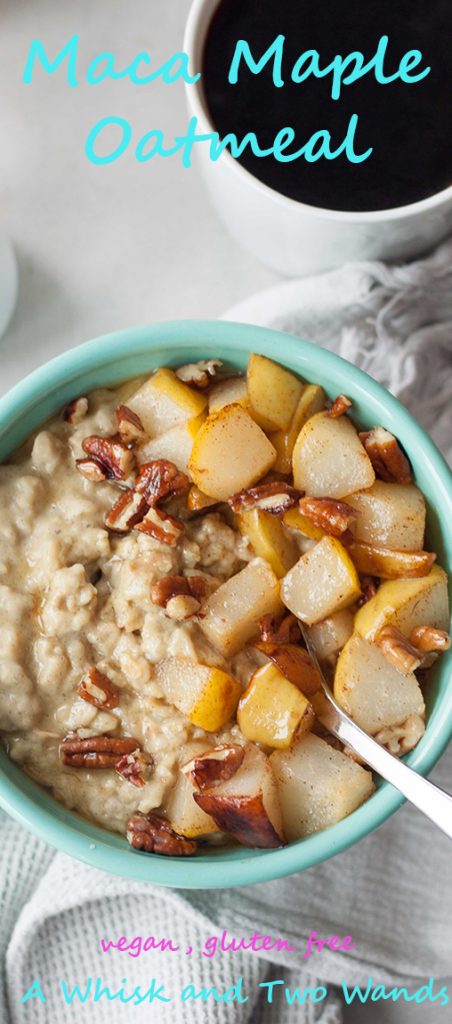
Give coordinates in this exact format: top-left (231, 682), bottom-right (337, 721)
top-left (0, 0), bottom-right (278, 397)
top-left (0, 3), bottom-right (447, 1021)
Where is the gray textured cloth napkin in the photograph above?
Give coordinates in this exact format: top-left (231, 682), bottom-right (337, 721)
top-left (1, 238), bottom-right (451, 1024)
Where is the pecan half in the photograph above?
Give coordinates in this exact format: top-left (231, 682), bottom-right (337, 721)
top-left (105, 489), bottom-right (148, 532)
top-left (329, 394), bottom-right (352, 418)
top-left (126, 813), bottom-right (197, 856)
top-left (258, 611), bottom-right (301, 645)
top-left (116, 405), bottom-right (147, 444)
top-left (134, 507), bottom-right (184, 546)
top-left (175, 359), bottom-right (222, 389)
top-left (374, 714), bottom-right (425, 756)
top-left (81, 435), bottom-right (136, 481)
top-left (60, 735), bottom-right (138, 768)
top-left (76, 457), bottom-right (108, 482)
top-left (409, 626), bottom-right (451, 653)
top-left (116, 749), bottom-right (153, 788)
top-left (77, 667), bottom-right (119, 710)
top-left (182, 745), bottom-right (245, 792)
top-left (356, 576), bottom-right (379, 607)
top-left (63, 396), bottom-right (88, 424)
top-left (228, 481), bottom-right (302, 515)
top-left (359, 427), bottom-right (412, 483)
top-left (376, 626), bottom-right (422, 675)
top-left (135, 460), bottom-right (190, 505)
top-left (252, 641), bottom-right (322, 695)
top-left (151, 574), bottom-right (207, 607)
top-left (298, 496), bottom-right (357, 537)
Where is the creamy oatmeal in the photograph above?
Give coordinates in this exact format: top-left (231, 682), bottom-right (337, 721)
top-left (0, 353), bottom-right (449, 856)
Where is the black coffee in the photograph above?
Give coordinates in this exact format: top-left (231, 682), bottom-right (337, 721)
top-left (202, 0), bottom-right (452, 211)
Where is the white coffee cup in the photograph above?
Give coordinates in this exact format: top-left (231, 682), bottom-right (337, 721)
top-left (184, 0), bottom-right (452, 276)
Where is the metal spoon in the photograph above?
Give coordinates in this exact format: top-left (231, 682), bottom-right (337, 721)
top-left (299, 624), bottom-right (452, 840)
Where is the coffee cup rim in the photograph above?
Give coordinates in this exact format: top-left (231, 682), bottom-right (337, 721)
top-left (184, 0), bottom-right (452, 223)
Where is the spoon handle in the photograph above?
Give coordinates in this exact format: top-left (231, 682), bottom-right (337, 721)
top-left (323, 700), bottom-right (452, 840)
top-left (298, 623), bottom-right (452, 840)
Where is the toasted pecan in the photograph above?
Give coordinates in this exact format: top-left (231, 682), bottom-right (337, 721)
top-left (374, 714), bottom-right (425, 755)
top-left (105, 489), bottom-right (148, 532)
top-left (409, 626), bottom-right (451, 653)
top-left (134, 507), bottom-right (184, 546)
top-left (298, 496), bottom-right (357, 537)
top-left (359, 427), bottom-right (412, 483)
top-left (182, 745), bottom-right (245, 792)
top-left (116, 405), bottom-right (147, 444)
top-left (76, 457), bottom-right (108, 482)
top-left (63, 396), bottom-right (88, 424)
top-left (329, 394), bottom-right (352, 418)
top-left (81, 435), bottom-right (136, 481)
top-left (228, 481), bottom-right (302, 515)
top-left (151, 575), bottom-right (207, 607)
top-left (257, 612), bottom-right (301, 645)
top-left (175, 359), bottom-right (222, 389)
top-left (376, 626), bottom-right (422, 676)
top-left (126, 813), bottom-right (198, 856)
top-left (116, 749), bottom-right (153, 788)
top-left (60, 735), bottom-right (139, 768)
top-left (134, 460), bottom-right (190, 505)
top-left (77, 667), bottom-right (119, 710)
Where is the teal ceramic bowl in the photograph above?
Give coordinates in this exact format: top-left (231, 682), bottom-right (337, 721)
top-left (0, 320), bottom-right (451, 888)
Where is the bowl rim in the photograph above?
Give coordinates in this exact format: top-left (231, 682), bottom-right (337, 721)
top-left (0, 318), bottom-right (451, 888)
